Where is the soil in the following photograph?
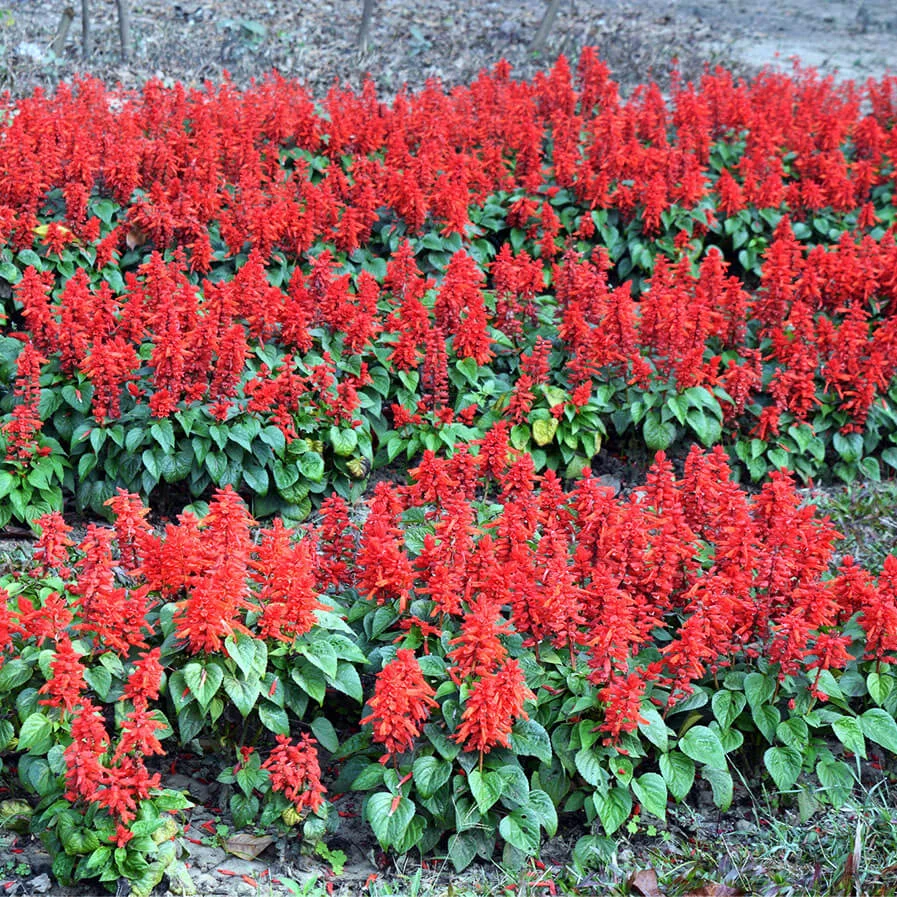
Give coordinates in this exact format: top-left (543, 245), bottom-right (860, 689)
top-left (0, 0), bottom-right (895, 102)
top-left (1, 1), bottom-right (896, 895)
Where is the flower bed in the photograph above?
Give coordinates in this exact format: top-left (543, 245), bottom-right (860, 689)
top-left (2, 57), bottom-right (897, 527)
top-left (3, 450), bottom-right (897, 887)
top-left (1, 52), bottom-right (897, 891)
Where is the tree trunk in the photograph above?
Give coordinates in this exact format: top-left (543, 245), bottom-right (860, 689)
top-left (115, 0), bottom-right (131, 60)
top-left (530, 0), bottom-right (564, 53)
top-left (51, 5), bottom-right (76, 57)
top-left (358, 0), bottom-right (375, 53)
top-left (81, 0), bottom-right (92, 58)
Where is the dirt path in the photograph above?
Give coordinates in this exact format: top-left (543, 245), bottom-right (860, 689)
top-left (1, 0), bottom-right (894, 102)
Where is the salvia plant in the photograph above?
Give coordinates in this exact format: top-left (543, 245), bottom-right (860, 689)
top-left (1, 49), bottom-right (897, 892)
top-left (1, 56), bottom-right (897, 525)
top-left (2, 448), bottom-right (897, 885)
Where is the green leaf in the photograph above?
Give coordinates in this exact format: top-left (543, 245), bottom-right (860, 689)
top-left (91, 198), bottom-right (118, 225)
top-left (508, 718), bottom-right (552, 763)
top-left (84, 665), bottom-right (112, 701)
top-left (258, 701), bottom-right (290, 736)
top-left (228, 421), bottom-right (258, 452)
top-left (0, 657), bottom-right (34, 691)
top-left (182, 662), bottom-right (224, 711)
top-left (141, 448), bottom-right (161, 482)
top-left (665, 393), bottom-right (688, 425)
top-left (702, 765), bottom-right (733, 810)
top-left (632, 772), bottom-right (667, 821)
top-left (412, 756), bottom-right (452, 799)
top-left (468, 769), bottom-right (504, 815)
top-left (455, 357), bottom-right (479, 385)
top-left (764, 746), bottom-right (803, 791)
top-left (330, 661), bottom-right (363, 703)
top-left (526, 789), bottom-right (558, 837)
top-left (242, 464), bottom-right (269, 495)
top-left (744, 672), bottom-right (775, 712)
top-left (832, 716), bottom-right (866, 759)
top-left (0, 720), bottom-right (14, 750)
top-left (17, 712), bottom-right (54, 754)
top-left (298, 639), bottom-right (338, 678)
top-left (499, 811), bottom-right (540, 855)
top-left (17, 249), bottom-right (43, 268)
top-left (816, 758), bottom-right (854, 807)
top-left (833, 431), bottom-right (863, 463)
top-left (659, 751), bottom-right (695, 802)
top-left (0, 471), bottom-right (15, 501)
top-left (224, 633), bottom-right (258, 679)
top-left (752, 704), bottom-right (781, 744)
top-left (366, 793), bottom-right (416, 849)
top-left (710, 689), bottom-right (747, 729)
top-left (776, 717), bottom-right (809, 751)
top-left (80, 846), bottom-right (113, 877)
top-left (150, 420), bottom-right (175, 454)
top-left (686, 407), bottom-right (722, 446)
top-left (593, 787), bottom-right (632, 836)
top-left (882, 447), bottom-right (897, 471)
top-left (297, 451), bottom-right (325, 482)
top-left (448, 831), bottom-right (480, 872)
top-left (291, 662), bottom-right (326, 704)
top-left (351, 763), bottom-right (385, 791)
top-left (574, 748), bottom-right (605, 788)
top-left (310, 717), bottom-right (340, 753)
top-left (0, 261), bottom-right (21, 283)
top-left (510, 424), bottom-right (531, 451)
top-left (330, 426), bottom-right (358, 457)
top-left (221, 676), bottom-right (261, 719)
top-left (678, 725), bottom-right (727, 769)
top-left (643, 411), bottom-right (676, 451)
top-left (711, 690), bottom-right (746, 731)
top-left (230, 792), bottom-right (260, 829)
top-left (637, 705), bottom-right (670, 752)
top-left (425, 723), bottom-right (461, 761)
top-left (814, 669), bottom-right (845, 702)
top-left (867, 673), bottom-right (894, 707)
top-left (259, 426), bottom-right (286, 454)
top-left (858, 708), bottom-right (897, 754)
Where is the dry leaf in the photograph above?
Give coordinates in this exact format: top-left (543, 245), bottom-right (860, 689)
top-left (682, 885), bottom-right (743, 896)
top-left (223, 833), bottom-right (273, 860)
top-left (630, 868), bottom-right (663, 897)
top-left (125, 226), bottom-right (148, 250)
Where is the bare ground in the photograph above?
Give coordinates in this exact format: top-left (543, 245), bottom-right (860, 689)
top-left (1, 0), bottom-right (894, 103)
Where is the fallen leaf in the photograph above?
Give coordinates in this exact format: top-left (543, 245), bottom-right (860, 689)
top-left (630, 868), bottom-right (663, 897)
top-left (224, 833), bottom-right (274, 860)
top-left (682, 885), bottom-right (743, 896)
top-left (126, 225), bottom-right (148, 249)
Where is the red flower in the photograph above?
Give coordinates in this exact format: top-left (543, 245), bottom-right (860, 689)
top-left (122, 648), bottom-right (163, 706)
top-left (453, 659), bottom-right (533, 756)
top-left (262, 734), bottom-right (326, 814)
top-left (361, 649), bottom-right (437, 758)
top-left (38, 636), bottom-right (86, 715)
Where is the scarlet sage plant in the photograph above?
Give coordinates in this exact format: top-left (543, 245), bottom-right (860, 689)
top-left (2, 56), bottom-right (897, 529)
top-left (1, 454), bottom-right (897, 879)
top-left (2, 52), bottom-right (897, 888)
